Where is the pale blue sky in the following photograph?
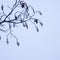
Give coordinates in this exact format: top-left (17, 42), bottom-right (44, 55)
top-left (0, 0), bottom-right (60, 60)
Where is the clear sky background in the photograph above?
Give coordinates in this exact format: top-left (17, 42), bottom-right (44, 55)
top-left (0, 0), bottom-right (60, 60)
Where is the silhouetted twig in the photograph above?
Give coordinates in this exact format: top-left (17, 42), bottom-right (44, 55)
top-left (0, 0), bottom-right (43, 46)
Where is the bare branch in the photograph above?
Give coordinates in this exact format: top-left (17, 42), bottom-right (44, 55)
top-left (0, 0), bottom-right (43, 46)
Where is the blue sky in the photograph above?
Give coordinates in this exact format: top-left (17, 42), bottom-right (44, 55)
top-left (0, 0), bottom-right (60, 60)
